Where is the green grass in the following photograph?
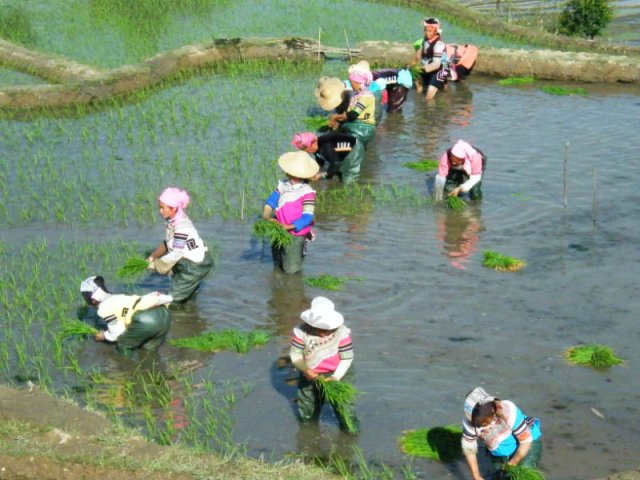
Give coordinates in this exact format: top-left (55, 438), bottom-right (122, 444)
top-left (58, 319), bottom-right (99, 339)
top-left (564, 344), bottom-right (624, 368)
top-left (445, 195), bottom-right (467, 210)
top-left (404, 159), bottom-right (439, 172)
top-left (482, 250), bottom-right (526, 272)
top-left (540, 85), bottom-right (587, 96)
top-left (252, 219), bottom-right (293, 248)
top-left (398, 425), bottom-right (463, 462)
top-left (304, 275), bottom-right (350, 291)
top-left (170, 329), bottom-right (270, 354)
top-left (115, 257), bottom-right (149, 279)
top-left (498, 76), bottom-right (536, 86)
top-left (500, 464), bottom-right (546, 480)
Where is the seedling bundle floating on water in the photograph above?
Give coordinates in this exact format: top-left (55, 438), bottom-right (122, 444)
top-left (252, 219), bottom-right (293, 248)
top-left (498, 76), bottom-right (536, 86)
top-left (404, 159), bottom-right (439, 172)
top-left (498, 464), bottom-right (546, 480)
top-left (303, 115), bottom-right (330, 131)
top-left (482, 250), bottom-right (526, 272)
top-left (59, 319), bottom-right (98, 339)
top-left (564, 344), bottom-right (623, 368)
top-left (445, 195), bottom-right (467, 210)
top-left (398, 425), bottom-right (463, 462)
top-left (316, 377), bottom-right (360, 432)
top-left (116, 257), bottom-right (149, 279)
top-left (541, 85), bottom-right (587, 96)
top-left (170, 329), bottom-right (270, 354)
top-left (305, 274), bottom-right (351, 291)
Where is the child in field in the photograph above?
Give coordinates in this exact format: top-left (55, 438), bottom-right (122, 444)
top-left (289, 296), bottom-right (359, 433)
top-left (262, 152), bottom-right (318, 274)
top-left (147, 187), bottom-right (214, 302)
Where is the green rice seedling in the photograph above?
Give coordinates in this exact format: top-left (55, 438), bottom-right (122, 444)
top-left (316, 377), bottom-right (360, 433)
top-left (58, 319), bottom-right (98, 339)
top-left (404, 159), bottom-right (439, 172)
top-left (252, 219), bottom-right (292, 248)
top-left (541, 86), bottom-right (587, 96)
top-left (482, 250), bottom-right (526, 272)
top-left (564, 344), bottom-right (623, 368)
top-left (304, 274), bottom-right (349, 291)
top-left (398, 425), bottom-right (463, 462)
top-left (445, 195), bottom-right (467, 210)
top-left (500, 464), bottom-right (546, 480)
top-left (116, 256), bottom-right (149, 279)
top-left (498, 76), bottom-right (536, 86)
top-left (304, 116), bottom-right (330, 132)
top-left (170, 329), bottom-right (270, 354)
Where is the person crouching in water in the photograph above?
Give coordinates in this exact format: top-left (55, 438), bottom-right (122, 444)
top-left (434, 139), bottom-right (486, 201)
top-left (80, 275), bottom-right (172, 357)
top-left (262, 151), bottom-right (319, 275)
top-left (291, 131), bottom-right (356, 181)
top-left (290, 296), bottom-right (359, 433)
top-left (147, 187), bottom-right (214, 303)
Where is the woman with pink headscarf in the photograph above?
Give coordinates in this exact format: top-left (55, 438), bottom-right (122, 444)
top-left (147, 187), bottom-right (214, 303)
top-left (434, 139), bottom-right (487, 201)
top-left (291, 131), bottom-right (356, 181)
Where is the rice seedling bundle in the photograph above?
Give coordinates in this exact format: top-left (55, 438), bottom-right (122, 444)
top-left (500, 464), bottom-right (546, 480)
top-left (316, 377), bottom-right (360, 432)
top-left (252, 219), bottom-right (292, 248)
top-left (116, 257), bottom-right (149, 279)
top-left (482, 250), bottom-right (526, 272)
top-left (498, 76), bottom-right (535, 86)
top-left (541, 86), bottom-right (587, 96)
top-left (398, 425), bottom-right (463, 462)
top-left (304, 275), bottom-right (348, 291)
top-left (404, 159), bottom-right (439, 171)
top-left (59, 319), bottom-right (98, 339)
top-left (170, 329), bottom-right (270, 354)
top-left (303, 116), bottom-right (330, 131)
top-left (445, 195), bottom-right (467, 210)
top-left (564, 344), bottom-right (623, 368)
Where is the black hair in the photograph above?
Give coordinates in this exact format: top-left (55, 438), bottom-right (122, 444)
top-left (81, 275), bottom-right (110, 305)
top-left (471, 400), bottom-right (498, 428)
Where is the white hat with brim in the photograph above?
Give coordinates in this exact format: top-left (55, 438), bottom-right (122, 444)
top-left (278, 151), bottom-right (320, 179)
top-left (300, 296), bottom-right (344, 330)
top-left (314, 76), bottom-right (345, 111)
top-left (463, 386), bottom-right (495, 421)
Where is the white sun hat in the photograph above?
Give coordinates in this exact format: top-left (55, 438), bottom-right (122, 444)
top-left (300, 296), bottom-right (344, 330)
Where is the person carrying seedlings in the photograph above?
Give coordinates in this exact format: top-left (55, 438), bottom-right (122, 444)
top-left (147, 187), bottom-right (214, 303)
top-left (409, 17), bottom-right (448, 100)
top-left (462, 387), bottom-right (542, 480)
top-left (289, 296), bottom-right (358, 433)
top-left (371, 67), bottom-right (413, 113)
top-left (291, 131), bottom-right (356, 181)
top-left (434, 139), bottom-right (486, 201)
top-left (262, 151), bottom-right (319, 275)
top-left (315, 71), bottom-right (376, 184)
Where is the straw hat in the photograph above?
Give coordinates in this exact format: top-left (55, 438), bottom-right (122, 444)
top-left (314, 76), bottom-right (345, 111)
top-left (278, 151), bottom-right (319, 179)
top-left (348, 60), bottom-right (371, 74)
top-left (300, 296), bottom-right (344, 330)
top-left (463, 386), bottom-right (495, 421)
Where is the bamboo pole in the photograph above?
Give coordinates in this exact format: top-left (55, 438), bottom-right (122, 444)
top-left (344, 30), bottom-right (353, 63)
top-left (318, 28), bottom-right (322, 62)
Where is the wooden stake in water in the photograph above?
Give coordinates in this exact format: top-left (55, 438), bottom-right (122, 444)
top-left (240, 190), bottom-right (245, 221)
top-left (318, 28), bottom-right (322, 62)
top-left (344, 30), bottom-right (352, 62)
top-left (563, 141), bottom-right (570, 208)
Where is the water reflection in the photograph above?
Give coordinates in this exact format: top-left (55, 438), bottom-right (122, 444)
top-left (435, 205), bottom-right (484, 270)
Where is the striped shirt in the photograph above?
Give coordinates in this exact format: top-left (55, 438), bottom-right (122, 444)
top-left (290, 324), bottom-right (353, 374)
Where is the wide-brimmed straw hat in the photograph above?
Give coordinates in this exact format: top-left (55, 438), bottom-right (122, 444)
top-left (348, 60), bottom-right (371, 74)
top-left (300, 296), bottom-right (344, 330)
top-left (463, 386), bottom-right (495, 421)
top-left (314, 76), bottom-right (345, 111)
top-left (278, 151), bottom-right (319, 179)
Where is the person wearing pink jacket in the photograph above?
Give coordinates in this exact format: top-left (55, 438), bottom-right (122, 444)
top-left (434, 139), bottom-right (487, 201)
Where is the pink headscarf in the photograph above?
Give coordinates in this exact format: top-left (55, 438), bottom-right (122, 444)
top-left (159, 187), bottom-right (190, 221)
top-left (450, 139), bottom-right (476, 161)
top-left (291, 132), bottom-right (317, 150)
top-left (348, 69), bottom-right (372, 87)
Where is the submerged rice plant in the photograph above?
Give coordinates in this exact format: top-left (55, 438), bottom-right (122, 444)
top-left (564, 344), bottom-right (624, 368)
top-left (404, 159), bottom-right (439, 171)
top-left (316, 377), bottom-right (360, 432)
top-left (303, 116), bottom-right (329, 132)
top-left (500, 464), bottom-right (546, 480)
top-left (58, 319), bottom-right (98, 339)
top-left (252, 219), bottom-right (292, 248)
top-left (116, 257), bottom-right (149, 279)
top-left (540, 86), bottom-right (587, 96)
top-left (498, 76), bottom-right (535, 86)
top-left (398, 425), bottom-right (463, 462)
top-left (445, 195), bottom-right (466, 210)
top-left (170, 329), bottom-right (270, 354)
top-left (304, 274), bottom-right (350, 291)
top-left (482, 250), bottom-right (526, 272)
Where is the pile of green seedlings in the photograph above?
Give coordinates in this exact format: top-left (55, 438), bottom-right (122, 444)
top-left (116, 256), bottom-right (150, 279)
top-left (316, 377), bottom-right (360, 433)
top-left (482, 250), bottom-right (526, 272)
top-left (445, 195), bottom-right (467, 210)
top-left (498, 76), bottom-right (536, 86)
top-left (58, 319), bottom-right (98, 339)
top-left (404, 159), bottom-right (440, 171)
top-left (170, 329), bottom-right (271, 354)
top-left (498, 464), bottom-right (546, 480)
top-left (398, 425), bottom-right (463, 462)
top-left (540, 85), bottom-right (587, 96)
top-left (252, 219), bottom-right (293, 248)
top-left (304, 274), bottom-right (352, 291)
top-left (303, 115), bottom-right (330, 131)
top-left (564, 344), bottom-right (624, 368)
